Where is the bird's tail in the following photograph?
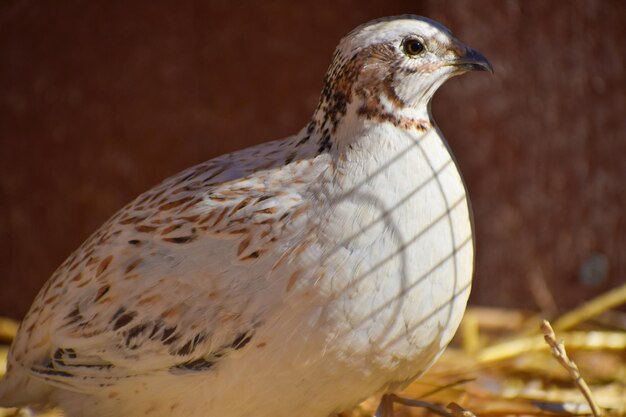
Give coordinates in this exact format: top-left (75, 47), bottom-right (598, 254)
top-left (0, 362), bottom-right (52, 408)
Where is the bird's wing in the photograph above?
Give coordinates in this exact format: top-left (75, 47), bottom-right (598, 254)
top-left (11, 138), bottom-right (321, 393)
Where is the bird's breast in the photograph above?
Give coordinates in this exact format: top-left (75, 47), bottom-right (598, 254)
top-left (304, 126), bottom-right (474, 379)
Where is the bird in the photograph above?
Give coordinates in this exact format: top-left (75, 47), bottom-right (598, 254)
top-left (0, 15), bottom-right (491, 417)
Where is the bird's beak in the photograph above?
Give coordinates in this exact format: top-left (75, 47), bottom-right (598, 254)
top-left (450, 48), bottom-right (493, 74)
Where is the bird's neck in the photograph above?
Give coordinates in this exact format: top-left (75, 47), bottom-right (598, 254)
top-left (307, 48), bottom-right (434, 157)
top-left (307, 90), bottom-right (433, 159)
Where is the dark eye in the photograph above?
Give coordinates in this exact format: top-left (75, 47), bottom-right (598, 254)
top-left (402, 37), bottom-right (425, 57)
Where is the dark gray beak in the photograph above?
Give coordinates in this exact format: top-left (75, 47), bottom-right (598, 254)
top-left (452, 48), bottom-right (493, 74)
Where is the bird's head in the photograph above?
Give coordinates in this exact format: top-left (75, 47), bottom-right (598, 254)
top-left (313, 15), bottom-right (492, 134)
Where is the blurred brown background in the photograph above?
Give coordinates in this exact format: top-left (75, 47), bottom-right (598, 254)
top-left (0, 0), bottom-right (624, 320)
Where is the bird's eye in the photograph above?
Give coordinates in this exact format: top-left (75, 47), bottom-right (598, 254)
top-left (402, 37), bottom-right (425, 57)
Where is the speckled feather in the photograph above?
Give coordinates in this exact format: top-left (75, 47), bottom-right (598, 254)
top-left (12, 135), bottom-right (325, 381)
top-left (0, 15), bottom-right (487, 417)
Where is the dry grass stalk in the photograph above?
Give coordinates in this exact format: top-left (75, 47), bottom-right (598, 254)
top-left (476, 330), bottom-right (626, 363)
top-left (390, 394), bottom-right (454, 417)
top-left (553, 283), bottom-right (626, 332)
top-left (0, 319), bottom-right (18, 342)
top-left (541, 320), bottom-right (603, 417)
top-left (419, 378), bottom-right (475, 399)
top-left (447, 402), bottom-right (477, 417)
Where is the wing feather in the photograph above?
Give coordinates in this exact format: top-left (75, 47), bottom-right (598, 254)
top-left (10, 135), bottom-right (322, 393)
